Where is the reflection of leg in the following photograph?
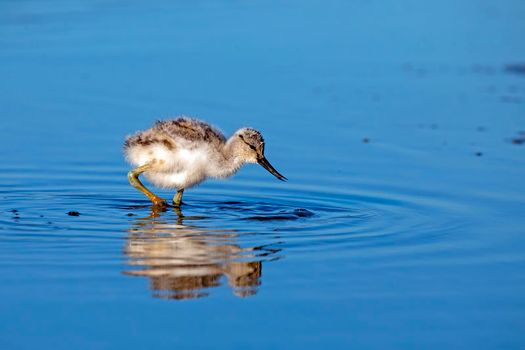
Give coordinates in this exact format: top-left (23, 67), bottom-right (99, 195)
top-left (173, 206), bottom-right (183, 224)
top-left (173, 189), bottom-right (184, 207)
top-left (128, 164), bottom-right (167, 207)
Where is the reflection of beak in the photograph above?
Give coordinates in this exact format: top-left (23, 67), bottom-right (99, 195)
top-left (257, 156), bottom-right (287, 181)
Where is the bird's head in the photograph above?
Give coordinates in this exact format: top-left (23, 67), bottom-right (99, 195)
top-left (232, 128), bottom-right (287, 181)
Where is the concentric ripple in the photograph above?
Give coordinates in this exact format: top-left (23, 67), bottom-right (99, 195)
top-left (116, 183), bottom-right (467, 299)
top-left (0, 166), bottom-right (471, 300)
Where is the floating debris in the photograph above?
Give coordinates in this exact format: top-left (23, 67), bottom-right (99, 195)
top-left (510, 131), bottom-right (525, 145)
top-left (67, 211), bottom-right (80, 216)
top-left (504, 63), bottom-right (525, 76)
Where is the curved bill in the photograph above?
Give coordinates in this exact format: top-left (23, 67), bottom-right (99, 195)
top-left (257, 157), bottom-right (287, 181)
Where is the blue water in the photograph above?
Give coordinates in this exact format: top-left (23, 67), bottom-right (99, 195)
top-left (1, 1), bottom-right (525, 349)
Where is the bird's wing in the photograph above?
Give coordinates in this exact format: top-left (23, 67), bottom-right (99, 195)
top-left (154, 117), bottom-right (226, 147)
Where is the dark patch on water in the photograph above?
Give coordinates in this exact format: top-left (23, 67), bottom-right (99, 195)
top-left (243, 208), bottom-right (314, 221)
top-left (510, 131), bottom-right (525, 145)
top-left (504, 63), bottom-right (525, 76)
top-left (293, 208), bottom-right (315, 217)
top-left (221, 201), bottom-right (244, 205)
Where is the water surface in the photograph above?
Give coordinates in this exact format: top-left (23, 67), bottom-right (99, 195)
top-left (1, 1), bottom-right (525, 349)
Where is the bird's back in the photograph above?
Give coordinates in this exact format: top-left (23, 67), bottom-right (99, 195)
top-left (124, 117), bottom-right (226, 151)
top-left (154, 117), bottom-right (226, 148)
top-left (124, 117), bottom-right (228, 189)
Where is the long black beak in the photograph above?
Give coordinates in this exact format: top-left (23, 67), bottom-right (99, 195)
top-left (257, 156), bottom-right (287, 181)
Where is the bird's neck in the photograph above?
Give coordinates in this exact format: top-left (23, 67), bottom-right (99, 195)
top-left (213, 137), bottom-right (245, 178)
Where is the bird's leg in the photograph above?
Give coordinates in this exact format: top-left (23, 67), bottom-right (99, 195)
top-left (127, 164), bottom-right (167, 207)
top-left (172, 189), bottom-right (184, 207)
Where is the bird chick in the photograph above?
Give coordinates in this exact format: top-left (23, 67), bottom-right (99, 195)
top-left (124, 117), bottom-right (286, 207)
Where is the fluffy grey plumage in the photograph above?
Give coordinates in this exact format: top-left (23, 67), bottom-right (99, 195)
top-left (124, 117), bottom-right (286, 206)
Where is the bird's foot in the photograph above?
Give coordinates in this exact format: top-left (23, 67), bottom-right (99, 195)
top-left (151, 198), bottom-right (168, 208)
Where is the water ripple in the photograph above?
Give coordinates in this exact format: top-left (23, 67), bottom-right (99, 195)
top-left (0, 168), bottom-right (472, 300)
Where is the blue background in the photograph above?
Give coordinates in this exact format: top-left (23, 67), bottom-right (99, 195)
top-left (1, 1), bottom-right (524, 349)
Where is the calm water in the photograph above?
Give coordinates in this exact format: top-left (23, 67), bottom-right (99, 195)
top-left (1, 1), bottom-right (525, 349)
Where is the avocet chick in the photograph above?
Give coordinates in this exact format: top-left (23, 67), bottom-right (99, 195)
top-left (124, 117), bottom-right (286, 207)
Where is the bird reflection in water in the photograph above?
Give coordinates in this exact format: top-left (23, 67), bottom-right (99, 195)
top-left (123, 207), bottom-right (279, 300)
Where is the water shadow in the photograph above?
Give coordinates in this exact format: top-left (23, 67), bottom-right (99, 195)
top-left (123, 206), bottom-right (280, 300)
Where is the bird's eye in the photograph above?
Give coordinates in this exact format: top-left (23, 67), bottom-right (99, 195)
top-left (239, 135), bottom-right (256, 150)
